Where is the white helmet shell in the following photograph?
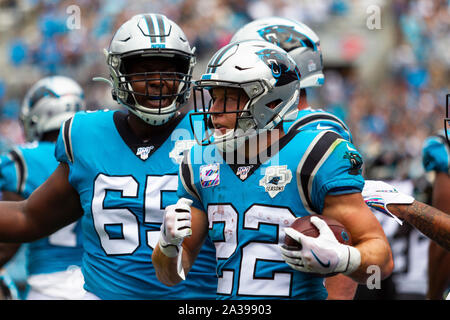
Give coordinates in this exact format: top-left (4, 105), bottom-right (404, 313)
top-left (20, 76), bottom-right (85, 142)
top-left (231, 17), bottom-right (324, 88)
top-left (193, 40), bottom-right (301, 151)
top-left (107, 13), bottom-right (196, 126)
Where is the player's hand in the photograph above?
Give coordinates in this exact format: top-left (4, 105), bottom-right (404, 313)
top-left (158, 198), bottom-right (193, 258)
top-left (279, 216), bottom-right (361, 276)
top-left (362, 180), bottom-right (414, 224)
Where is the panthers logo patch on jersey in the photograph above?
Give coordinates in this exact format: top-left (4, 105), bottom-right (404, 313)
top-left (343, 147), bottom-right (363, 176)
top-left (259, 165), bottom-right (292, 198)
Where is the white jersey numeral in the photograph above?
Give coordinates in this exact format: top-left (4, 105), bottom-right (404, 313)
top-left (92, 174), bottom-right (177, 255)
top-left (208, 204), bottom-right (296, 296)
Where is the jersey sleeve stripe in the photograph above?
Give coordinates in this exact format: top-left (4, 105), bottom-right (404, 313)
top-left (296, 131), bottom-right (344, 213)
top-left (8, 149), bottom-right (27, 194)
top-left (288, 113), bottom-right (351, 142)
top-left (62, 117), bottom-right (74, 163)
top-left (180, 149), bottom-right (201, 201)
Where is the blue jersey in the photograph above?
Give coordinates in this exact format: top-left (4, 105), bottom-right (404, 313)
top-left (178, 129), bottom-right (364, 300)
top-left (0, 141), bottom-right (83, 276)
top-left (283, 107), bottom-right (353, 143)
top-left (55, 109), bottom-right (217, 300)
top-left (422, 131), bottom-right (450, 174)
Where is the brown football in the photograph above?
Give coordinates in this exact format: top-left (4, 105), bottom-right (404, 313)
top-left (284, 214), bottom-right (352, 249)
top-left (283, 214), bottom-right (352, 277)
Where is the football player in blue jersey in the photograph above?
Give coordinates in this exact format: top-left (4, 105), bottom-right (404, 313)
top-left (230, 17), bottom-right (356, 299)
top-left (0, 76), bottom-right (85, 299)
top-left (152, 40), bottom-right (393, 300)
top-left (0, 13), bottom-right (217, 300)
top-left (231, 17), bottom-right (450, 299)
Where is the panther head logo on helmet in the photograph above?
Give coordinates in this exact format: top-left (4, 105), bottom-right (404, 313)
top-left (257, 25), bottom-right (316, 53)
top-left (255, 48), bottom-right (301, 87)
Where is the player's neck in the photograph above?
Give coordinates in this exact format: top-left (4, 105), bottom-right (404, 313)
top-left (126, 113), bottom-right (172, 142)
top-left (297, 92), bottom-right (308, 110)
top-left (41, 130), bottom-right (59, 142)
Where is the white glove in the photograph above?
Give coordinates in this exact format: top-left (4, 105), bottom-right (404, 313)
top-left (362, 180), bottom-right (415, 225)
top-left (279, 216), bottom-right (361, 276)
top-left (158, 198), bottom-right (193, 258)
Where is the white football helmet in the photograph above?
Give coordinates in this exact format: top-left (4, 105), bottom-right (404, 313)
top-left (191, 40), bottom-right (301, 152)
top-left (20, 76), bottom-right (85, 142)
top-left (104, 13), bottom-right (196, 126)
top-left (231, 17), bottom-right (324, 88)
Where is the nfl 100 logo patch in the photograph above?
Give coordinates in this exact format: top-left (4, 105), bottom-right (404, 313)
top-left (136, 146), bottom-right (155, 160)
top-left (200, 163), bottom-right (220, 188)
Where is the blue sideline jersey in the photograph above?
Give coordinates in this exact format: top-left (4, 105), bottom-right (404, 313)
top-left (422, 131), bottom-right (450, 174)
top-left (283, 107), bottom-right (353, 143)
top-left (55, 109), bottom-right (217, 300)
top-left (178, 129), bottom-right (364, 300)
top-left (0, 141), bottom-right (83, 276)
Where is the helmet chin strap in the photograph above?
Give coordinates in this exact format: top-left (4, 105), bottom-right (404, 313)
top-left (214, 127), bottom-right (270, 153)
top-left (121, 79), bottom-right (178, 126)
top-left (128, 105), bottom-right (177, 126)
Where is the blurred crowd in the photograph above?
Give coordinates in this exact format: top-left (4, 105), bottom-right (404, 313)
top-left (0, 0), bottom-right (449, 187)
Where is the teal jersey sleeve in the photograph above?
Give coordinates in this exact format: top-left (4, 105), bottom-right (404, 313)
top-left (55, 115), bottom-right (74, 165)
top-left (0, 152), bottom-right (19, 194)
top-left (295, 130), bottom-right (364, 214)
top-left (177, 149), bottom-right (205, 211)
top-left (0, 142), bottom-right (58, 198)
top-left (422, 133), bottom-right (450, 174)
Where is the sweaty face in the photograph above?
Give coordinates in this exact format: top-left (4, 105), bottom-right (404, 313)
top-left (209, 87), bottom-right (249, 135)
top-left (124, 57), bottom-right (183, 110)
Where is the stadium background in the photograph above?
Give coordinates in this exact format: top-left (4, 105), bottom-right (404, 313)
top-left (0, 0), bottom-right (448, 299)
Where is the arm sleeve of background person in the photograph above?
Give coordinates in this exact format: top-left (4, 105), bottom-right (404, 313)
top-left (428, 172), bottom-right (450, 299)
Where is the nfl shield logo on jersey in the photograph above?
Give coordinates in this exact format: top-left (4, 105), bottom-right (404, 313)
top-left (236, 165), bottom-right (253, 180)
top-left (259, 165), bottom-right (292, 198)
top-left (200, 163), bottom-right (220, 188)
top-left (136, 146), bottom-right (154, 160)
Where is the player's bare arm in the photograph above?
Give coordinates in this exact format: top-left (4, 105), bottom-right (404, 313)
top-left (387, 201), bottom-right (450, 251)
top-left (0, 192), bottom-right (24, 267)
top-left (0, 163), bottom-right (82, 243)
top-left (425, 171), bottom-right (450, 299)
top-left (322, 192), bottom-right (394, 283)
top-left (325, 274), bottom-right (357, 300)
top-left (363, 180), bottom-right (450, 251)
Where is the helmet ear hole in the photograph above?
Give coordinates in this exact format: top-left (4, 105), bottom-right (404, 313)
top-left (266, 99), bottom-right (282, 110)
